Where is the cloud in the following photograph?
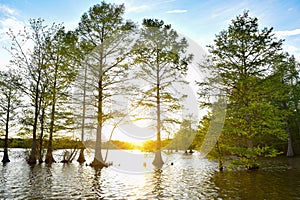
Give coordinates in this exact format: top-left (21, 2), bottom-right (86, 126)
top-left (283, 43), bottom-right (300, 60)
top-left (126, 4), bottom-right (150, 13)
top-left (110, 0), bottom-right (152, 13)
top-left (0, 4), bottom-right (17, 16)
top-left (113, 0), bottom-right (178, 14)
top-left (0, 16), bottom-right (27, 67)
top-left (0, 17), bottom-right (25, 42)
top-left (0, 4), bottom-right (24, 41)
top-left (275, 29), bottom-right (300, 37)
top-left (64, 20), bottom-right (78, 31)
top-left (166, 9), bottom-right (187, 14)
top-left (163, 0), bottom-right (176, 3)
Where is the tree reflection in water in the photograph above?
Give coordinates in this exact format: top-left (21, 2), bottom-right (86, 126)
top-left (92, 168), bottom-right (104, 199)
top-left (1, 150), bottom-right (299, 199)
top-left (152, 169), bottom-right (164, 197)
top-left (27, 164), bottom-right (53, 198)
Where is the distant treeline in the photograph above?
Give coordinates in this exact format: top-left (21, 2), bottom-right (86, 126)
top-left (0, 138), bottom-right (186, 152)
top-left (0, 138), bottom-right (84, 150)
top-left (102, 139), bottom-right (173, 151)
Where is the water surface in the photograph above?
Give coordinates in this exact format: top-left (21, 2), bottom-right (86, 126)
top-left (0, 149), bottom-right (299, 199)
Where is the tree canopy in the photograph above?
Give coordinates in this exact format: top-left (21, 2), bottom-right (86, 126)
top-left (197, 10), bottom-right (300, 170)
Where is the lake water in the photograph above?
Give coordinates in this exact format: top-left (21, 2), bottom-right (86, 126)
top-left (0, 149), bottom-right (300, 199)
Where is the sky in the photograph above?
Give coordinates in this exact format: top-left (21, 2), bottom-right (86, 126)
top-left (1, 0), bottom-right (300, 67)
top-left (1, 0), bottom-right (300, 143)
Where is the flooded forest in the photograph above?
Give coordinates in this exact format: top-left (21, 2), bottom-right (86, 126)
top-left (0, 2), bottom-right (300, 199)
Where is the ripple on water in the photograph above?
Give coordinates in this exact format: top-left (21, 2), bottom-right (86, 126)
top-left (1, 149), bottom-right (300, 199)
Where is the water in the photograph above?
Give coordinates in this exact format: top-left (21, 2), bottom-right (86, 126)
top-left (0, 149), bottom-right (300, 199)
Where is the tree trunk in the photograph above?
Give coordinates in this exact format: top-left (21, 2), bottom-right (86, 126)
top-left (90, 125), bottom-right (106, 168)
top-left (286, 119), bottom-right (294, 157)
top-left (78, 64), bottom-right (87, 164)
top-left (28, 71), bottom-right (42, 164)
top-left (2, 93), bottom-right (11, 163)
top-left (152, 65), bottom-right (164, 169)
top-left (45, 64), bottom-right (59, 164)
top-left (38, 106), bottom-right (45, 164)
top-left (91, 56), bottom-right (105, 168)
top-left (45, 109), bottom-right (56, 164)
top-left (283, 101), bottom-right (294, 157)
top-left (294, 101), bottom-right (300, 135)
top-left (77, 148), bottom-right (86, 163)
top-left (28, 124), bottom-right (37, 164)
top-left (218, 159), bottom-right (224, 172)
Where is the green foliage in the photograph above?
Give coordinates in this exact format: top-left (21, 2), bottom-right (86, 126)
top-left (172, 119), bottom-right (197, 151)
top-left (0, 138), bottom-right (84, 149)
top-left (52, 138), bottom-right (85, 149)
top-left (0, 69), bottom-right (22, 130)
top-left (76, 2), bottom-right (136, 165)
top-left (76, 1), bottom-right (136, 123)
top-left (0, 69), bottom-right (23, 162)
top-left (3, 2), bottom-right (300, 170)
top-left (131, 19), bottom-right (193, 155)
top-left (197, 10), bottom-right (298, 170)
top-left (0, 138), bottom-right (31, 148)
top-left (193, 116), bottom-right (210, 150)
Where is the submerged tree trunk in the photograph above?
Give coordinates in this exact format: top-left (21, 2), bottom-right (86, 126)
top-left (38, 106), bottom-right (46, 163)
top-left (78, 64), bottom-right (87, 164)
top-left (77, 148), bottom-right (86, 163)
top-left (61, 148), bottom-right (78, 163)
top-left (90, 125), bottom-right (106, 168)
top-left (2, 92), bottom-right (11, 163)
top-left (45, 104), bottom-right (56, 164)
top-left (28, 99), bottom-right (39, 164)
top-left (28, 71), bottom-right (42, 165)
top-left (45, 65), bottom-right (59, 164)
top-left (90, 63), bottom-right (106, 168)
top-left (152, 68), bottom-right (164, 169)
top-left (218, 159), bottom-right (224, 172)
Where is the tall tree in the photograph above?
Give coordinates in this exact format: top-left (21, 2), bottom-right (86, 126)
top-left (0, 69), bottom-right (21, 163)
top-left (44, 26), bottom-right (78, 164)
top-left (132, 19), bottom-right (192, 168)
top-left (73, 37), bottom-right (97, 164)
top-left (76, 61), bottom-right (88, 163)
top-left (7, 18), bottom-right (53, 164)
top-left (38, 89), bottom-right (48, 163)
top-left (271, 54), bottom-right (300, 157)
top-left (199, 11), bottom-right (287, 169)
top-left (76, 2), bottom-right (135, 168)
top-left (287, 56), bottom-right (300, 155)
